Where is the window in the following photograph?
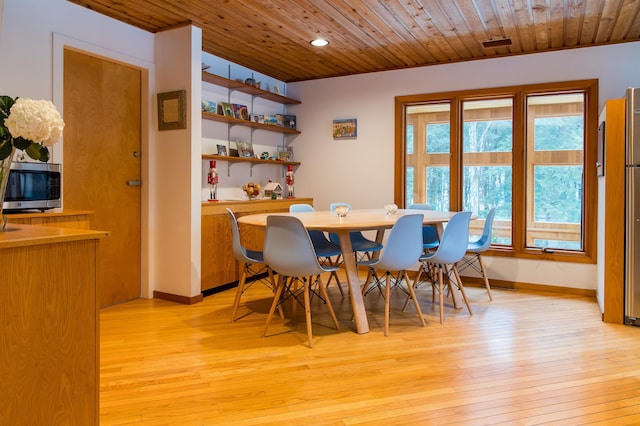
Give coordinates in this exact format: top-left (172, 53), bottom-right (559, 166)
top-left (395, 80), bottom-right (598, 262)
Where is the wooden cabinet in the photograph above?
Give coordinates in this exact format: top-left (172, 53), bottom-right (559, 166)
top-left (201, 198), bottom-right (313, 291)
top-left (0, 224), bottom-right (107, 425)
top-left (603, 98), bottom-right (626, 324)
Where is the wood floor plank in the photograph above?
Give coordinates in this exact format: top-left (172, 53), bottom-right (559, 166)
top-left (99, 274), bottom-right (640, 425)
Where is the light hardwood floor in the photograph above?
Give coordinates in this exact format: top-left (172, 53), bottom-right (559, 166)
top-left (100, 274), bottom-right (640, 425)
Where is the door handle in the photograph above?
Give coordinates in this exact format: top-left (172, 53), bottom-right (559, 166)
top-left (127, 180), bottom-right (142, 186)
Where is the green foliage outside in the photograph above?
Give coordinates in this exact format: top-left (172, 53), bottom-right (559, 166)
top-left (406, 113), bottom-right (584, 250)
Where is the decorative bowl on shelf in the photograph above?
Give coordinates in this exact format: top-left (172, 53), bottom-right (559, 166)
top-left (242, 182), bottom-right (261, 199)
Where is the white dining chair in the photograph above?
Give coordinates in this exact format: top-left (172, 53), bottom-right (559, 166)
top-left (227, 208), bottom-right (280, 322)
top-left (263, 215), bottom-right (340, 348)
top-left (358, 214), bottom-right (426, 336)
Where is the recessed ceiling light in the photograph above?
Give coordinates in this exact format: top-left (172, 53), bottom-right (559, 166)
top-left (310, 38), bottom-right (329, 47)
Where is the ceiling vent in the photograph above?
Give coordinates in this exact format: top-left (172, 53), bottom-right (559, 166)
top-left (482, 38), bottom-right (513, 48)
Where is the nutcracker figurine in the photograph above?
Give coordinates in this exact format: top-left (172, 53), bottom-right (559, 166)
top-left (207, 160), bottom-right (218, 201)
top-left (285, 165), bottom-right (295, 198)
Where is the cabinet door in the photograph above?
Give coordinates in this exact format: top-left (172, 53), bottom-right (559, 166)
top-left (201, 213), bottom-right (238, 291)
top-left (236, 207), bottom-right (291, 252)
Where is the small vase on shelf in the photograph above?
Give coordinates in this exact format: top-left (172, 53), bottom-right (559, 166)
top-left (0, 147), bottom-right (16, 230)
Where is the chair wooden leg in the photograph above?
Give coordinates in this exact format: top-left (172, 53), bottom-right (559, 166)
top-left (384, 272), bottom-right (391, 336)
top-left (438, 266), bottom-right (445, 324)
top-left (230, 264), bottom-right (248, 322)
top-left (402, 264), bottom-right (424, 312)
top-left (452, 265), bottom-right (473, 315)
top-left (263, 275), bottom-right (286, 338)
top-left (325, 256), bottom-right (344, 297)
top-left (318, 276), bottom-right (340, 330)
top-left (402, 271), bottom-right (427, 327)
top-left (443, 264), bottom-right (459, 309)
top-left (303, 277), bottom-right (314, 348)
top-left (267, 268), bottom-right (285, 320)
top-left (477, 254), bottom-right (493, 301)
top-left (361, 268), bottom-right (374, 295)
top-left (291, 277), bottom-right (299, 319)
top-left (403, 271), bottom-right (426, 328)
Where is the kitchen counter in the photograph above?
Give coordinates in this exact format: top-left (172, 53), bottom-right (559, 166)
top-left (0, 224), bottom-right (108, 424)
top-left (0, 221), bottom-right (107, 248)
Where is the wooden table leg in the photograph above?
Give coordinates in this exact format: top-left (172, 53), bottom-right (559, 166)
top-left (336, 230), bottom-right (370, 334)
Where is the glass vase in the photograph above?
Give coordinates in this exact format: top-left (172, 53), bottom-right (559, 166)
top-left (0, 146), bottom-right (16, 231)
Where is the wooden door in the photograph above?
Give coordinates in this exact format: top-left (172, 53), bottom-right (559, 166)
top-left (63, 49), bottom-right (142, 307)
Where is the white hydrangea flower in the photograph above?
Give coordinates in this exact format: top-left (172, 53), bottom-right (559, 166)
top-left (4, 98), bottom-right (65, 147)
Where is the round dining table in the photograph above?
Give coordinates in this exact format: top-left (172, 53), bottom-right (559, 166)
top-left (237, 208), bottom-right (460, 334)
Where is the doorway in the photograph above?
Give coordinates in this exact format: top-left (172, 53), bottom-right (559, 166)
top-left (63, 48), bottom-right (142, 307)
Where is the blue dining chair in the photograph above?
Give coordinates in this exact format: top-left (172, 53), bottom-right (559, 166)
top-left (408, 203), bottom-right (440, 252)
top-left (457, 208), bottom-right (496, 301)
top-left (289, 203), bottom-right (344, 295)
top-left (357, 214), bottom-right (426, 336)
top-left (263, 215), bottom-right (340, 348)
top-left (328, 202), bottom-right (383, 261)
top-left (408, 211), bottom-right (473, 324)
top-left (227, 208), bottom-right (280, 322)
top-left (408, 203), bottom-right (440, 285)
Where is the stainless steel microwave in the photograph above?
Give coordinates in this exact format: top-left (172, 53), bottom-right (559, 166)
top-left (2, 162), bottom-right (61, 211)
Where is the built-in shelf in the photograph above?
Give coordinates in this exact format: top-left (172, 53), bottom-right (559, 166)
top-left (202, 111), bottom-right (301, 135)
top-left (202, 71), bottom-right (301, 105)
top-left (202, 154), bottom-right (300, 167)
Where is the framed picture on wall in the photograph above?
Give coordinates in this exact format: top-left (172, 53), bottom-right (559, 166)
top-left (157, 90), bottom-right (186, 131)
top-left (333, 118), bottom-right (357, 139)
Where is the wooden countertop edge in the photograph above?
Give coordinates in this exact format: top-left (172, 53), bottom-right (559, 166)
top-left (201, 197), bottom-right (313, 214)
top-left (0, 223), bottom-right (109, 249)
top-left (4, 209), bottom-right (95, 219)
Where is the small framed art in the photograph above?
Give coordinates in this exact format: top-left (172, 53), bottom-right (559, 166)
top-left (157, 90), bottom-right (186, 131)
top-left (333, 118), bottom-right (357, 139)
top-left (228, 141), bottom-right (240, 157)
top-left (277, 149), bottom-right (293, 162)
top-left (236, 140), bottom-right (254, 158)
top-left (220, 102), bottom-right (235, 118)
top-left (217, 144), bottom-right (227, 156)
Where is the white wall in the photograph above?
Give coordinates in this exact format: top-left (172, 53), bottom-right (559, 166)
top-left (288, 42), bottom-right (640, 291)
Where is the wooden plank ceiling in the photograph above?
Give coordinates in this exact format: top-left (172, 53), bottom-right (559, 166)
top-left (67, 0), bottom-right (640, 82)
